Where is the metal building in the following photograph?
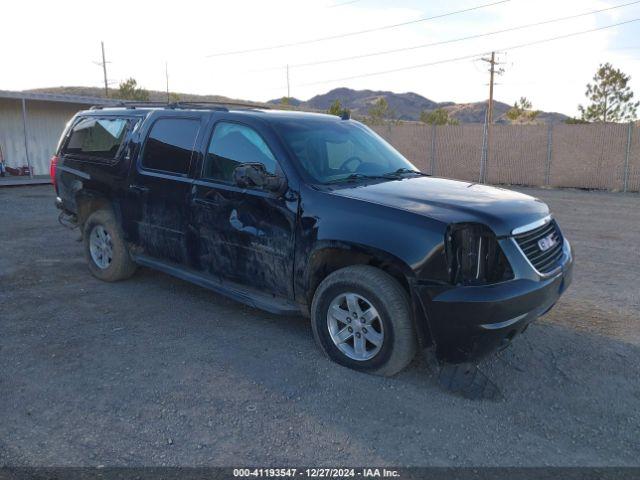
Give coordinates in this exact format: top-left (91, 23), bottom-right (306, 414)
top-left (0, 90), bottom-right (119, 178)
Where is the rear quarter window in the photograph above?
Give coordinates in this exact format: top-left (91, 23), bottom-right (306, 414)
top-left (63, 117), bottom-right (129, 161)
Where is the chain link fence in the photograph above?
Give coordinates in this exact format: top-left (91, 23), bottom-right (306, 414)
top-left (372, 123), bottom-right (640, 192)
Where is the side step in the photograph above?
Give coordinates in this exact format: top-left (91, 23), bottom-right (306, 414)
top-left (132, 254), bottom-right (301, 316)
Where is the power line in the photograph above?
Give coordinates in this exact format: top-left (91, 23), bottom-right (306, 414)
top-left (205, 0), bottom-right (511, 57)
top-left (278, 0), bottom-right (640, 70)
top-left (327, 0), bottom-right (361, 8)
top-left (298, 17), bottom-right (640, 87)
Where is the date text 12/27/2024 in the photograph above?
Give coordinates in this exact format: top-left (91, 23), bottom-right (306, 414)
top-left (233, 468), bottom-right (400, 478)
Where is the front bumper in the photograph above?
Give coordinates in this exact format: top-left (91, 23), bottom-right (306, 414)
top-left (414, 240), bottom-right (573, 363)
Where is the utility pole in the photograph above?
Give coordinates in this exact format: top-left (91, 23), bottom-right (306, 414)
top-left (100, 41), bottom-right (109, 98)
top-left (486, 51), bottom-right (496, 123)
top-left (480, 51), bottom-right (504, 182)
top-left (165, 61), bottom-right (170, 103)
top-left (286, 64), bottom-right (290, 99)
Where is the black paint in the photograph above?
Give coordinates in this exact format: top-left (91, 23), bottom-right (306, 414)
top-left (53, 107), bottom-right (573, 364)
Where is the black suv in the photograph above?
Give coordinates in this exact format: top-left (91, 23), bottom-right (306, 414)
top-left (51, 103), bottom-right (573, 375)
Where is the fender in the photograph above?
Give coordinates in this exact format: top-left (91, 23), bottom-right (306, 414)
top-left (303, 240), bottom-right (416, 294)
top-left (74, 188), bottom-right (124, 231)
top-left (300, 240), bottom-right (436, 347)
top-left (294, 186), bottom-right (451, 346)
top-left (294, 185), bottom-right (451, 297)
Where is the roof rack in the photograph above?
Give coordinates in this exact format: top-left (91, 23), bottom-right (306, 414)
top-left (90, 100), bottom-right (270, 111)
top-left (90, 101), bottom-right (166, 110)
top-left (177, 100), bottom-right (270, 110)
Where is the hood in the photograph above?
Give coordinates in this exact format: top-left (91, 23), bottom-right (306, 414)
top-left (329, 176), bottom-right (549, 237)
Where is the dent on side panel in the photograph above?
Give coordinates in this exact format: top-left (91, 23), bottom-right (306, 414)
top-left (191, 186), bottom-right (297, 298)
top-left (293, 187), bottom-right (451, 304)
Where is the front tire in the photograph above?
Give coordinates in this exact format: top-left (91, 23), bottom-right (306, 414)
top-left (311, 265), bottom-right (417, 376)
top-left (83, 209), bottom-right (137, 282)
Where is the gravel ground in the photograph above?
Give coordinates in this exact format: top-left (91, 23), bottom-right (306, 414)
top-left (0, 185), bottom-right (639, 467)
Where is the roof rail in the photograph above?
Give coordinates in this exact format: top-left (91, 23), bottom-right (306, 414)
top-left (90, 101), bottom-right (168, 110)
top-left (89, 100), bottom-right (270, 111)
top-left (176, 100), bottom-right (270, 110)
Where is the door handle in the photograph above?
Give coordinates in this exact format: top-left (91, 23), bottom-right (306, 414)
top-left (191, 189), bottom-right (222, 207)
top-left (129, 184), bottom-right (149, 194)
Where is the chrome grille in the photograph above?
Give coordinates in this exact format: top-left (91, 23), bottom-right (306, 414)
top-left (514, 219), bottom-right (564, 274)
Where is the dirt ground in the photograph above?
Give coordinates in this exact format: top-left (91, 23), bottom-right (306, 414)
top-left (0, 185), bottom-right (639, 467)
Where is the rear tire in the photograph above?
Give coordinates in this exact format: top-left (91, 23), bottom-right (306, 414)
top-left (83, 209), bottom-right (137, 282)
top-left (311, 265), bottom-right (417, 377)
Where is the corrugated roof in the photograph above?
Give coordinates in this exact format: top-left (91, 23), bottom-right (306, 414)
top-left (0, 90), bottom-right (122, 106)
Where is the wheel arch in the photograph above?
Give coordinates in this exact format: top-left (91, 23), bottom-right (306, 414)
top-left (302, 241), bottom-right (433, 347)
top-left (75, 188), bottom-right (123, 232)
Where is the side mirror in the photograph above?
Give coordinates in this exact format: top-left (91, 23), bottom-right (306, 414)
top-left (233, 163), bottom-right (286, 193)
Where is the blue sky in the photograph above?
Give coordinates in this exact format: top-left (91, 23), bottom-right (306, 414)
top-left (2, 0), bottom-right (639, 116)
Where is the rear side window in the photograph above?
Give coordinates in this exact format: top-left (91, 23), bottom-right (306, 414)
top-left (203, 122), bottom-right (277, 183)
top-left (142, 118), bottom-right (200, 175)
top-left (63, 117), bottom-right (128, 160)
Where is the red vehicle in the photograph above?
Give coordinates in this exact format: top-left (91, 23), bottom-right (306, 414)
top-left (0, 144), bottom-right (5, 176)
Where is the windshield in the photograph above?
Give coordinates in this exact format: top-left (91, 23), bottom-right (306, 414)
top-left (273, 119), bottom-right (418, 184)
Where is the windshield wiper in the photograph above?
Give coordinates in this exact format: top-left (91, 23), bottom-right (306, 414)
top-left (327, 173), bottom-right (391, 184)
top-left (326, 169), bottom-right (429, 185)
top-left (384, 168), bottom-right (430, 177)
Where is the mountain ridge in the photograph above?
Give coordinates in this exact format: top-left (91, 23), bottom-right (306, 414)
top-left (24, 86), bottom-right (568, 124)
top-left (269, 87), bottom-right (568, 124)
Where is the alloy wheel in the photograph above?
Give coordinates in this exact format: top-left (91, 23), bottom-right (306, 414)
top-left (327, 292), bottom-right (384, 361)
top-left (89, 225), bottom-right (113, 269)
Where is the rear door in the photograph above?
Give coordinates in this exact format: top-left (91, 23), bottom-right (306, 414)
top-left (56, 115), bottom-right (137, 213)
top-left (190, 119), bottom-right (297, 298)
top-left (128, 113), bottom-right (206, 265)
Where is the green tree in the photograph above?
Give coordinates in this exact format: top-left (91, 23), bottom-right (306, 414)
top-left (367, 97), bottom-right (394, 125)
top-left (506, 97), bottom-right (539, 124)
top-left (419, 108), bottom-right (459, 125)
top-left (327, 99), bottom-right (350, 117)
top-left (280, 97), bottom-right (291, 106)
top-left (114, 78), bottom-right (149, 101)
top-left (168, 92), bottom-right (181, 103)
top-left (578, 63), bottom-right (638, 123)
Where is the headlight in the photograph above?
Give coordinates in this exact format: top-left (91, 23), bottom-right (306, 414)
top-left (445, 224), bottom-right (513, 285)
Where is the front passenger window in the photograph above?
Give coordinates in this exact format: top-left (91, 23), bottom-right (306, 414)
top-left (203, 122), bottom-right (277, 183)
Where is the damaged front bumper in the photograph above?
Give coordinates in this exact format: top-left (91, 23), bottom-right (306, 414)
top-left (414, 240), bottom-right (573, 364)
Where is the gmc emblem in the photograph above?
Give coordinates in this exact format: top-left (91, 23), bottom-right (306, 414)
top-left (538, 234), bottom-right (558, 252)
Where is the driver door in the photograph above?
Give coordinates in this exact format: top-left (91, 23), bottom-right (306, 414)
top-left (190, 121), bottom-right (297, 298)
